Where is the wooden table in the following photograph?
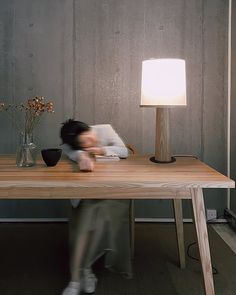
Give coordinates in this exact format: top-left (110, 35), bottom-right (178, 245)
top-left (0, 154), bottom-right (234, 295)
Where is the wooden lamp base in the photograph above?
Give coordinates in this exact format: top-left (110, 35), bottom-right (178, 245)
top-left (151, 107), bottom-right (175, 164)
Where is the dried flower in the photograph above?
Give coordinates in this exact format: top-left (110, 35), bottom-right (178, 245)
top-left (0, 96), bottom-right (54, 134)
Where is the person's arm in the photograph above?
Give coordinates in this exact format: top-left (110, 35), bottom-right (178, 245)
top-left (61, 143), bottom-right (83, 162)
top-left (102, 125), bottom-right (128, 158)
top-left (62, 143), bottom-right (94, 171)
top-left (103, 145), bottom-right (128, 158)
top-left (84, 125), bottom-right (128, 158)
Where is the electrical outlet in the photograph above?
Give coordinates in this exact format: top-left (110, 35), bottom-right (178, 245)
top-left (206, 209), bottom-right (217, 221)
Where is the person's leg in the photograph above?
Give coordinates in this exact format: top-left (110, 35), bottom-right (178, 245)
top-left (102, 200), bottom-right (133, 278)
top-left (70, 232), bottom-right (90, 282)
top-left (83, 217), bottom-right (109, 293)
top-left (63, 201), bottom-right (102, 295)
top-left (63, 229), bottom-right (97, 295)
top-left (82, 214), bottom-right (106, 268)
top-left (63, 202), bottom-right (92, 295)
top-left (83, 200), bottom-right (133, 278)
top-left (82, 199), bottom-right (133, 278)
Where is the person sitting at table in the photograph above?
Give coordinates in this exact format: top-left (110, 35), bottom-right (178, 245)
top-left (60, 119), bottom-right (133, 295)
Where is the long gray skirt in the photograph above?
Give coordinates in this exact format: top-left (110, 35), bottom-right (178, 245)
top-left (69, 199), bottom-right (133, 279)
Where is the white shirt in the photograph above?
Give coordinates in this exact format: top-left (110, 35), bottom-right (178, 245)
top-left (62, 124), bottom-right (128, 207)
top-left (62, 124), bottom-right (128, 161)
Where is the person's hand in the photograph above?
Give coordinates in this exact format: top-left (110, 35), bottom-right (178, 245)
top-left (78, 152), bottom-right (94, 172)
top-left (84, 146), bottom-right (105, 156)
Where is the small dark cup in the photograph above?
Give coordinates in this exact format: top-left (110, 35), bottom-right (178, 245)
top-left (41, 148), bottom-right (62, 167)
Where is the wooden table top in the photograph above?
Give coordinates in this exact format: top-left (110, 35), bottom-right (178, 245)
top-left (0, 154), bottom-right (234, 199)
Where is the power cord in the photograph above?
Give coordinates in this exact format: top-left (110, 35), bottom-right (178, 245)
top-left (186, 214), bottom-right (224, 275)
top-left (187, 242), bottom-right (218, 275)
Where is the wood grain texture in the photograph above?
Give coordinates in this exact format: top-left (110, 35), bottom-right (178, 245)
top-left (173, 199), bottom-right (186, 269)
top-left (155, 108), bottom-right (171, 162)
top-left (0, 153), bottom-right (233, 293)
top-left (191, 188), bottom-right (215, 295)
top-left (0, 155), bottom-right (234, 199)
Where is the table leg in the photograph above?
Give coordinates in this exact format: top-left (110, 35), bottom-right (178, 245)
top-left (191, 188), bottom-right (215, 295)
top-left (173, 199), bottom-right (185, 269)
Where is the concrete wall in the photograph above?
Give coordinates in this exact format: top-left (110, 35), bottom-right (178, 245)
top-left (0, 0), bottom-right (74, 218)
top-left (0, 0), bottom-right (229, 218)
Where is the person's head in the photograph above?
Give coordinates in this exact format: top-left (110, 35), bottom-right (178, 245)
top-left (60, 119), bottom-right (97, 150)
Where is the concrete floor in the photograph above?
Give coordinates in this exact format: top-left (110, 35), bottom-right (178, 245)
top-left (213, 224), bottom-right (236, 254)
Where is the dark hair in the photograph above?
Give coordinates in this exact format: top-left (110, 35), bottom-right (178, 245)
top-left (60, 119), bottom-right (90, 150)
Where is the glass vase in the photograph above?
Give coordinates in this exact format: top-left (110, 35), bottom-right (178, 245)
top-left (16, 132), bottom-right (37, 167)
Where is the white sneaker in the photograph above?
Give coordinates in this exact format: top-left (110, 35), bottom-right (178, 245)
top-left (82, 268), bottom-right (98, 293)
top-left (62, 281), bottom-right (81, 295)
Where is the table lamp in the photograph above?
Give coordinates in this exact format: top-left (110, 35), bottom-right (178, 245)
top-left (140, 58), bottom-right (187, 163)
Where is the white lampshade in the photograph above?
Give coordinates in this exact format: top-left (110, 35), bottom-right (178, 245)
top-left (141, 58), bottom-right (187, 106)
